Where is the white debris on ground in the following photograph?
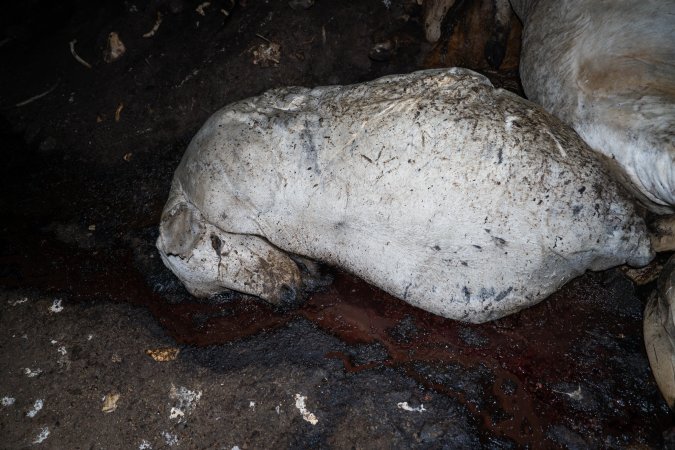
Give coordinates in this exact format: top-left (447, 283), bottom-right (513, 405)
top-left (23, 368), bottom-right (42, 378)
top-left (553, 385), bottom-right (584, 401)
top-left (56, 345), bottom-right (70, 369)
top-left (1, 397), bottom-right (16, 406)
top-left (138, 440), bottom-right (153, 450)
top-left (32, 427), bottom-right (50, 444)
top-left (168, 385), bottom-right (202, 422)
top-left (48, 299), bottom-right (63, 313)
top-left (249, 401), bottom-right (255, 410)
top-left (294, 394), bottom-right (318, 425)
top-left (26, 399), bottom-right (44, 418)
top-left (161, 431), bottom-right (179, 446)
top-left (397, 402), bottom-right (426, 413)
top-left (168, 407), bottom-right (184, 420)
top-left (8, 297), bottom-right (28, 306)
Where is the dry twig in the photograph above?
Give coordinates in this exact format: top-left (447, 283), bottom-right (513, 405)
top-left (14, 82), bottom-right (60, 107)
top-left (196, 2), bottom-right (211, 16)
top-left (69, 39), bottom-right (92, 69)
top-left (115, 103), bottom-right (124, 121)
top-left (143, 12), bottom-right (164, 38)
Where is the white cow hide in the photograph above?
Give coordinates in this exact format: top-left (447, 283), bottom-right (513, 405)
top-left (157, 68), bottom-right (653, 323)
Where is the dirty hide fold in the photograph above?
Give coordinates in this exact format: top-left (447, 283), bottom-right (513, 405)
top-left (156, 68), bottom-right (654, 324)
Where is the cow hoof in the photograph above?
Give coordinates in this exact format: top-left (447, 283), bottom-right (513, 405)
top-left (289, 254), bottom-right (334, 292)
top-left (274, 284), bottom-right (299, 311)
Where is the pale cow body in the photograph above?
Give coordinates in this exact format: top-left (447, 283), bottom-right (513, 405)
top-left (511, 0), bottom-right (675, 213)
top-left (511, 0), bottom-right (675, 408)
top-left (157, 68), bottom-right (653, 324)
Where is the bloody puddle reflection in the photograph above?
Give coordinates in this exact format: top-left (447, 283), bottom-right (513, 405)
top-left (2, 227), bottom-right (673, 446)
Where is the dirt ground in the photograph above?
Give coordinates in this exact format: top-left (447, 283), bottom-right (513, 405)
top-left (0, 0), bottom-right (673, 448)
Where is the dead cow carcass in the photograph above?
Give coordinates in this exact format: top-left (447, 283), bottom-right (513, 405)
top-left (511, 0), bottom-right (675, 214)
top-left (156, 68), bottom-right (655, 323)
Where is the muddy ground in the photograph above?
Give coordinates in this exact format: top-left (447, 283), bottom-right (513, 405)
top-left (0, 0), bottom-right (673, 448)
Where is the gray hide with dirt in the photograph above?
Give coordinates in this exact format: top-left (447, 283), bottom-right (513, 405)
top-left (510, 0), bottom-right (675, 214)
top-left (157, 68), bottom-right (653, 323)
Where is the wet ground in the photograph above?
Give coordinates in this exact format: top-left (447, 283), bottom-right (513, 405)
top-left (0, 0), bottom-right (673, 448)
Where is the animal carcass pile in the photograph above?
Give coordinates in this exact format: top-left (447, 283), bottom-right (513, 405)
top-left (157, 0), bottom-right (674, 407)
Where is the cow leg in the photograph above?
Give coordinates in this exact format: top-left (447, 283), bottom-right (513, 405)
top-left (157, 200), bottom-right (303, 307)
top-left (644, 255), bottom-right (675, 409)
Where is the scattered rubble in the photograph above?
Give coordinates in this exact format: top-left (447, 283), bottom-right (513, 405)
top-left (102, 392), bottom-right (120, 413)
top-left (145, 347), bottom-right (179, 361)
top-left (26, 399), bottom-right (44, 418)
top-left (8, 297), bottom-right (28, 306)
top-left (23, 368), bottom-right (42, 378)
top-left (251, 35), bottom-right (281, 66)
top-left (195, 2), bottom-right (211, 16)
top-left (397, 401), bottom-right (426, 413)
top-left (161, 431), bottom-right (179, 446)
top-left (32, 427), bottom-right (50, 444)
top-left (168, 385), bottom-right (202, 422)
top-left (49, 299), bottom-right (63, 313)
top-left (104, 32), bottom-right (126, 63)
top-left (294, 394), bottom-right (318, 425)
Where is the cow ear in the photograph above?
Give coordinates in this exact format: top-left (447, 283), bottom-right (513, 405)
top-left (158, 199), bottom-right (204, 260)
